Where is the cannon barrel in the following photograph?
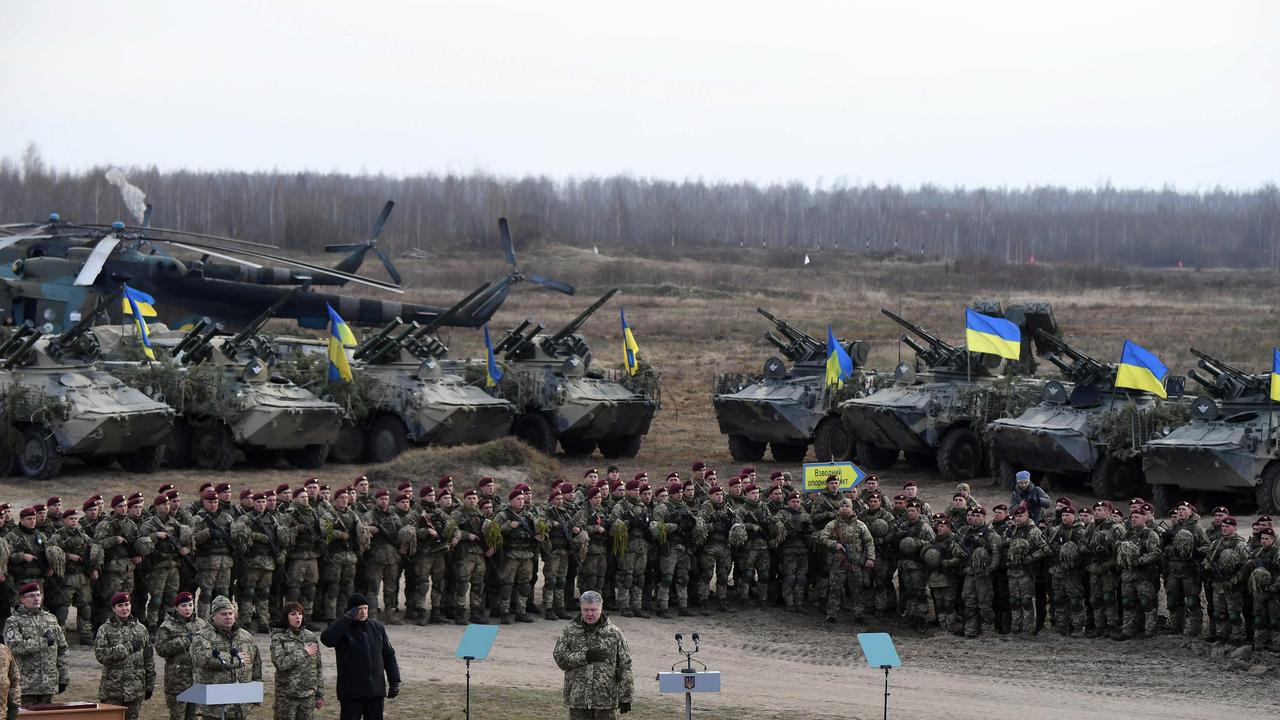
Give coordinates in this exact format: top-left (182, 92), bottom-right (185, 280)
top-left (353, 318), bottom-right (404, 361)
top-left (2, 327), bottom-right (44, 369)
top-left (222, 287), bottom-right (300, 358)
top-left (546, 288), bottom-right (619, 347)
top-left (50, 286), bottom-right (125, 354)
top-left (170, 319), bottom-right (209, 358)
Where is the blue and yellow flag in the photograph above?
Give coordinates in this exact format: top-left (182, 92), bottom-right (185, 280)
top-left (825, 324), bottom-right (854, 387)
top-left (326, 304), bottom-right (356, 383)
top-left (484, 324), bottom-right (503, 387)
top-left (1115, 339), bottom-right (1168, 398)
top-left (122, 285), bottom-right (155, 360)
top-left (621, 307), bottom-right (641, 376)
top-left (1271, 348), bottom-right (1280, 402)
top-left (964, 308), bottom-right (1021, 360)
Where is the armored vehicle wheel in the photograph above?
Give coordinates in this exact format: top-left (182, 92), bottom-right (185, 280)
top-left (855, 440), bottom-right (898, 470)
top-left (937, 428), bottom-right (982, 481)
top-left (771, 442), bottom-right (807, 463)
top-left (906, 452), bottom-right (936, 471)
top-left (813, 417), bottom-right (855, 462)
top-left (80, 455), bottom-right (117, 471)
top-left (244, 447), bottom-right (284, 468)
top-left (286, 444), bottom-right (329, 469)
top-left (191, 423), bottom-right (236, 471)
top-left (366, 415), bottom-right (410, 463)
top-left (164, 420), bottom-right (193, 468)
top-left (1090, 455), bottom-right (1139, 501)
top-left (1150, 483), bottom-right (1178, 515)
top-left (727, 434), bottom-right (766, 462)
top-left (993, 459), bottom-right (1019, 489)
top-left (0, 432), bottom-right (13, 476)
top-left (599, 434), bottom-right (642, 459)
top-left (329, 421), bottom-right (366, 464)
top-left (17, 425), bottom-right (63, 480)
top-left (559, 437), bottom-right (597, 457)
top-left (118, 445), bottom-right (164, 474)
top-left (1256, 462), bottom-right (1280, 515)
top-left (514, 413), bottom-right (558, 456)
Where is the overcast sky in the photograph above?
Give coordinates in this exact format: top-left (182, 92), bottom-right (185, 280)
top-left (2, 0), bottom-right (1276, 189)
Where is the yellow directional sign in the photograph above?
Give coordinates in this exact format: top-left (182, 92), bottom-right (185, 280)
top-left (802, 461), bottom-right (866, 493)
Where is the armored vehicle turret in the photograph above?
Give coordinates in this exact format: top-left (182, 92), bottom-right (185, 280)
top-left (0, 287), bottom-right (174, 479)
top-left (838, 301), bottom-right (1055, 481)
top-left (986, 330), bottom-right (1188, 500)
top-left (493, 289), bottom-right (659, 458)
top-left (1142, 348), bottom-right (1276, 513)
top-left (712, 308), bottom-right (880, 463)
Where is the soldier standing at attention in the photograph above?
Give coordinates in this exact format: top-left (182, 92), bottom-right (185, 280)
top-left (820, 499), bottom-right (874, 623)
top-left (4, 583), bottom-right (68, 706)
top-left (270, 602), bottom-right (324, 720)
top-left (190, 596), bottom-right (262, 720)
top-left (496, 488), bottom-right (543, 624)
top-left (362, 490), bottom-right (403, 623)
top-left (896, 500), bottom-right (935, 628)
top-left (94, 593), bottom-right (155, 720)
top-left (0, 637), bottom-right (19, 720)
top-left (49, 508), bottom-right (100, 645)
top-left (156, 592), bottom-right (207, 720)
top-left (192, 490), bottom-right (236, 619)
top-left (552, 591), bottom-right (633, 720)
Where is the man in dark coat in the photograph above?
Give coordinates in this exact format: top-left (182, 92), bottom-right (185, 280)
top-left (320, 593), bottom-right (401, 720)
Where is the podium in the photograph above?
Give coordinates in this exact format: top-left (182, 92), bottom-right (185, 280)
top-left (177, 683), bottom-right (264, 720)
top-left (19, 704), bottom-right (125, 720)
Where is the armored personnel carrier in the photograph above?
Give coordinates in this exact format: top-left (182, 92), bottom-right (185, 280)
top-left (111, 292), bottom-right (342, 470)
top-left (838, 301), bottom-right (1055, 481)
top-left (1142, 349), bottom-right (1277, 513)
top-left (0, 287), bottom-right (174, 479)
top-left (283, 285), bottom-right (518, 464)
top-left (986, 330), bottom-right (1188, 500)
top-left (492, 288), bottom-right (659, 458)
top-left (712, 308), bottom-right (877, 463)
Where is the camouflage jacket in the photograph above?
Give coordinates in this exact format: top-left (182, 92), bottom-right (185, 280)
top-left (540, 505), bottom-right (576, 555)
top-left (572, 504), bottom-right (610, 553)
top-left (191, 624), bottom-right (262, 686)
top-left (958, 523), bottom-right (1004, 576)
top-left (285, 504), bottom-right (325, 560)
top-left (552, 614), bottom-right (633, 710)
top-left (860, 507), bottom-right (899, 558)
top-left (270, 626), bottom-right (323, 699)
top-left (451, 506), bottom-right (488, 557)
top-left (609, 497), bottom-right (652, 548)
top-left (651, 499), bottom-right (698, 550)
top-left (155, 608), bottom-right (209, 694)
top-left (4, 527), bottom-right (49, 582)
top-left (320, 505), bottom-right (363, 560)
top-left (733, 499), bottom-right (773, 550)
top-left (1001, 522), bottom-right (1050, 572)
top-left (819, 516), bottom-right (874, 566)
top-left (1204, 534), bottom-right (1250, 585)
top-left (697, 500), bottom-right (735, 546)
top-left (233, 511), bottom-right (286, 571)
top-left (925, 531), bottom-right (966, 587)
top-left (3, 605), bottom-right (68, 694)
top-left (0, 645), bottom-right (19, 710)
top-left (363, 507), bottom-right (403, 563)
top-left (895, 517), bottom-right (935, 566)
top-left (1118, 524), bottom-right (1162, 578)
top-left (191, 509), bottom-right (236, 557)
top-left (1082, 517), bottom-right (1126, 574)
top-left (496, 507), bottom-right (538, 559)
top-left (51, 525), bottom-right (101, 576)
top-left (772, 506), bottom-right (813, 553)
top-left (414, 505), bottom-right (456, 557)
top-left (93, 514), bottom-right (139, 563)
top-left (93, 614), bottom-right (155, 701)
top-left (1046, 522), bottom-right (1087, 572)
top-left (136, 513), bottom-right (190, 568)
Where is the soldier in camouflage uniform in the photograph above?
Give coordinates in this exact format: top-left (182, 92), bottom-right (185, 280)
top-left (191, 491), bottom-right (237, 619)
top-left (137, 496), bottom-right (192, 630)
top-left (552, 591), bottom-right (634, 720)
top-left (1248, 527), bottom-right (1278, 650)
top-left (362, 490), bottom-right (404, 622)
top-left (924, 518), bottom-right (964, 634)
top-left (190, 596), bottom-right (262, 720)
top-left (451, 490), bottom-right (490, 625)
top-left (49, 509), bottom-right (101, 644)
top-left (156, 592), bottom-right (208, 720)
top-left (895, 500), bottom-right (935, 627)
top-left (407, 488), bottom-right (457, 625)
top-left (959, 507), bottom-right (1003, 637)
top-left (1204, 516), bottom-right (1250, 644)
top-left (284, 488), bottom-right (325, 623)
top-left (819, 499), bottom-right (874, 622)
top-left (270, 602), bottom-right (324, 720)
top-left (805, 477), bottom-right (844, 606)
top-left (772, 492), bottom-right (813, 613)
top-left (1082, 501), bottom-right (1126, 638)
top-left (1045, 506), bottom-right (1089, 636)
top-left (232, 493), bottom-right (285, 633)
top-left (858, 493), bottom-right (898, 617)
top-left (650, 481), bottom-right (699, 619)
top-left (694, 485), bottom-right (734, 613)
top-left (318, 488), bottom-right (363, 625)
top-left (1116, 505), bottom-right (1162, 639)
top-left (541, 489), bottom-right (578, 621)
top-left (94, 593), bottom-right (155, 720)
top-left (495, 489), bottom-right (543, 624)
top-left (1001, 503), bottom-right (1049, 636)
top-left (4, 583), bottom-right (68, 705)
top-left (92, 496), bottom-right (139, 627)
top-left (573, 487), bottom-right (611, 601)
top-left (733, 484), bottom-right (773, 608)
top-left (610, 480), bottom-right (653, 618)
top-left (1161, 501), bottom-right (1209, 637)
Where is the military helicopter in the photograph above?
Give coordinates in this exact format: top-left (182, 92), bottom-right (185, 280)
top-left (0, 181), bottom-right (573, 331)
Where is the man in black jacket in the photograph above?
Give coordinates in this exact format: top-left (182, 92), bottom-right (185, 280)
top-left (320, 593), bottom-right (401, 720)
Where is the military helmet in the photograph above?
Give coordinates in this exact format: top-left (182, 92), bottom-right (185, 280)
top-left (922, 546), bottom-right (943, 568)
top-left (898, 536), bottom-right (920, 556)
top-left (1007, 537), bottom-right (1029, 564)
top-left (1171, 528), bottom-right (1196, 558)
top-left (969, 545), bottom-right (991, 573)
top-left (1216, 546), bottom-right (1244, 573)
top-left (1249, 566), bottom-right (1273, 596)
top-left (728, 522), bottom-right (747, 548)
top-left (869, 518), bottom-right (890, 539)
top-left (1058, 540), bottom-right (1079, 564)
top-left (1116, 540), bottom-right (1139, 570)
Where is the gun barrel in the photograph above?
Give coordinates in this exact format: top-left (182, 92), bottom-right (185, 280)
top-left (757, 307), bottom-right (822, 349)
top-left (225, 288), bottom-right (300, 355)
top-left (170, 319), bottom-right (210, 358)
top-left (1190, 348), bottom-right (1250, 380)
top-left (881, 308), bottom-right (955, 353)
top-left (0, 325), bottom-right (35, 359)
top-left (1045, 353), bottom-right (1073, 374)
top-left (53, 286), bottom-right (125, 350)
top-left (900, 334), bottom-right (928, 357)
top-left (416, 283), bottom-right (493, 338)
top-left (353, 318), bottom-right (404, 360)
top-left (764, 331), bottom-right (790, 354)
top-left (548, 288), bottom-right (618, 344)
top-left (2, 328), bottom-right (43, 369)
top-left (1187, 368), bottom-right (1215, 390)
top-left (493, 319), bottom-right (531, 354)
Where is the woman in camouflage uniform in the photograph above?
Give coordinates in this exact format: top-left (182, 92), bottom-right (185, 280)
top-left (155, 592), bottom-right (208, 720)
top-left (270, 602), bottom-right (324, 720)
top-left (94, 593), bottom-right (155, 720)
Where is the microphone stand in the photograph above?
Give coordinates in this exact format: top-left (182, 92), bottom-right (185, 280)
top-left (672, 634), bottom-right (706, 720)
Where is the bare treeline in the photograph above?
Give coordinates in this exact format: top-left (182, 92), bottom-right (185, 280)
top-left (2, 144), bottom-right (1277, 268)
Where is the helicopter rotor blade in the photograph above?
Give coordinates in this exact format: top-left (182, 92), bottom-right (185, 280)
top-left (74, 235), bottom-right (123, 286)
top-left (373, 245), bottom-right (403, 285)
top-left (499, 217), bottom-right (517, 266)
top-left (525, 273), bottom-right (575, 295)
top-left (324, 243), bottom-right (366, 252)
top-left (83, 224), bottom-right (277, 249)
top-left (371, 200), bottom-right (395, 241)
top-left (0, 225), bottom-right (51, 250)
top-left (164, 241), bottom-right (263, 268)
top-left (207, 246), bottom-right (403, 293)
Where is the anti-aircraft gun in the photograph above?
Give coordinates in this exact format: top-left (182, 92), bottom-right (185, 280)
top-left (175, 288), bottom-right (299, 366)
top-left (493, 288), bottom-right (657, 459)
top-left (1034, 329), bottom-right (1115, 387)
top-left (1144, 347), bottom-right (1279, 513)
top-left (837, 301), bottom-right (1055, 481)
top-left (354, 283), bottom-right (492, 365)
top-left (0, 285), bottom-right (173, 479)
top-left (712, 308), bottom-right (878, 463)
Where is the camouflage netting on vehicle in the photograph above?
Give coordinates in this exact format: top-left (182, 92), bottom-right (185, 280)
top-left (275, 354), bottom-right (386, 421)
top-left (966, 377), bottom-right (1043, 422)
top-left (1099, 401), bottom-right (1191, 458)
top-left (613, 360), bottom-right (662, 403)
top-left (712, 372), bottom-right (760, 396)
top-left (111, 361), bottom-right (234, 416)
top-left (362, 436), bottom-right (561, 493)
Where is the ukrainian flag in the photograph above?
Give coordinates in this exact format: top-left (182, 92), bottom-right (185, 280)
top-left (326, 304), bottom-right (356, 383)
top-left (621, 307), bottom-right (641, 376)
top-left (1270, 348), bottom-right (1280, 402)
top-left (484, 324), bottom-right (503, 387)
top-left (825, 324), bottom-right (854, 387)
top-left (964, 308), bottom-right (1021, 361)
top-left (122, 285), bottom-right (155, 360)
top-left (1115, 339), bottom-right (1168, 398)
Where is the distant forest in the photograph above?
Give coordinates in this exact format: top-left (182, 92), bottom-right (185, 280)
top-left (2, 144), bottom-right (1277, 269)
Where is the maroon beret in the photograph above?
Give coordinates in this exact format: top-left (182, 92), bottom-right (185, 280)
top-left (624, 480), bottom-right (641, 491)
top-left (60, 509), bottom-right (77, 520)
top-left (154, 495), bottom-right (169, 507)
top-left (375, 489), bottom-right (389, 498)
top-left (438, 476), bottom-right (454, 488)
top-left (110, 592), bottom-right (131, 606)
top-left (46, 497), bottom-right (61, 506)
top-left (239, 488), bottom-right (254, 500)
top-left (508, 488), bottom-right (522, 500)
top-left (462, 489), bottom-right (477, 499)
top-left (19, 582), bottom-right (40, 596)
top-left (110, 495), bottom-right (127, 508)
top-left (743, 483), bottom-right (759, 493)
top-left (293, 488), bottom-right (308, 498)
top-left (584, 468), bottom-right (599, 477)
top-left (174, 591), bottom-right (194, 606)
top-left (1222, 516), bottom-right (1238, 527)
top-left (478, 477), bottom-right (495, 487)
top-left (691, 461), bottom-right (706, 471)
top-left (633, 472), bottom-right (649, 481)
top-left (276, 483), bottom-right (291, 494)
top-left (586, 487), bottom-right (601, 500)
top-left (201, 490), bottom-right (217, 501)
top-left (199, 482), bottom-right (214, 492)
top-left (214, 483), bottom-right (231, 493)
top-left (158, 484), bottom-right (175, 494)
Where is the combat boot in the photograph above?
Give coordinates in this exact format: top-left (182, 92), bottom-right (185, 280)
top-left (656, 609), bottom-right (672, 619)
top-left (453, 613), bottom-right (469, 626)
top-left (633, 608), bottom-right (651, 619)
top-left (516, 613), bottom-right (536, 623)
top-left (501, 614), bottom-right (513, 625)
top-left (621, 608), bottom-right (634, 617)
top-left (678, 607), bottom-right (696, 617)
top-left (698, 605), bottom-right (711, 617)
top-left (470, 612), bottom-right (488, 626)
top-left (387, 609), bottom-right (404, 625)
top-left (428, 608), bottom-right (446, 625)
top-left (556, 607), bottom-right (573, 620)
top-left (545, 607), bottom-right (558, 621)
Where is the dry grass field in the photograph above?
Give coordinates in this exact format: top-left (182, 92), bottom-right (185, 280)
top-left (6, 248), bottom-right (1280, 719)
